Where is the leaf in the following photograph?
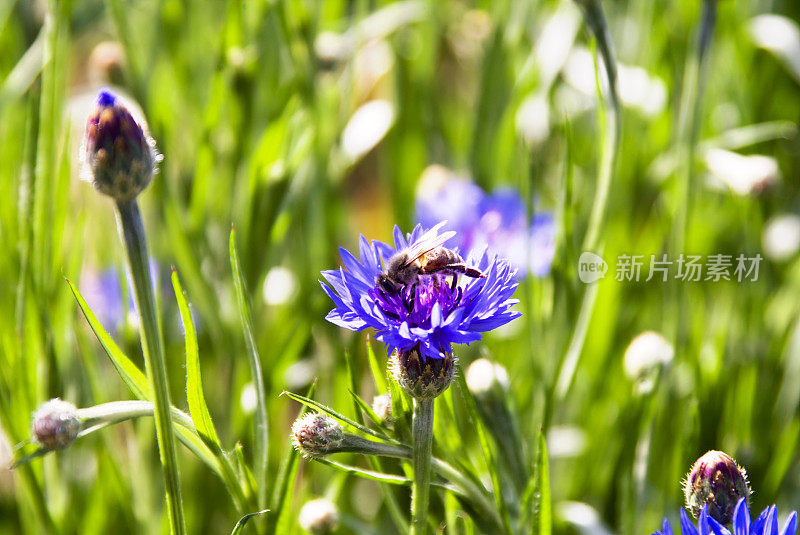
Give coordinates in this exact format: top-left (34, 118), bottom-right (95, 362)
top-left (230, 227), bottom-right (269, 508)
top-left (348, 390), bottom-right (388, 430)
top-left (67, 278), bottom-right (150, 399)
top-left (314, 458), bottom-right (413, 486)
top-left (172, 269), bottom-right (223, 454)
top-left (229, 510), bottom-right (269, 535)
top-left (280, 391), bottom-right (402, 445)
top-left (536, 432), bottom-right (552, 535)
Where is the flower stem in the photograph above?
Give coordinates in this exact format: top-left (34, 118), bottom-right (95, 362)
top-left (116, 199), bottom-right (186, 535)
top-left (411, 398), bottom-right (434, 535)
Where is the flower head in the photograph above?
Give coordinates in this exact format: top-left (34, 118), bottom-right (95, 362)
top-left (81, 88), bottom-right (159, 201)
top-left (31, 399), bottom-right (81, 450)
top-left (321, 222), bottom-right (521, 361)
top-left (653, 500), bottom-right (797, 535)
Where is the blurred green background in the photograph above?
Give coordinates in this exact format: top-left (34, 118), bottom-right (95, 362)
top-left (1, 0), bottom-right (800, 533)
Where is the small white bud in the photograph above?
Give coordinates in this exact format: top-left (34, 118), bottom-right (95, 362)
top-left (299, 498), bottom-right (339, 534)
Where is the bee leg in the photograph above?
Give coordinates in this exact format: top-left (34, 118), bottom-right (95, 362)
top-left (450, 273), bottom-right (458, 292)
top-left (404, 283), bottom-right (417, 313)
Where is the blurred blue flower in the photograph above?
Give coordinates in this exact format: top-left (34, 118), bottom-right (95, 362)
top-left (415, 172), bottom-right (555, 278)
top-left (654, 500), bottom-right (797, 535)
top-left (321, 223), bottom-right (521, 360)
top-left (80, 261), bottom-right (162, 332)
top-left (415, 173), bottom-right (483, 252)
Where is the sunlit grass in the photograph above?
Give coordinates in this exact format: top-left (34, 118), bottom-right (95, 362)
top-left (1, 0), bottom-right (800, 533)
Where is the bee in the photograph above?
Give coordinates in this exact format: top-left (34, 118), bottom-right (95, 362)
top-left (377, 222), bottom-right (485, 294)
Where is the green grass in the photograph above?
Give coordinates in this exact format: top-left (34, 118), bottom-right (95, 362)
top-left (1, 0), bottom-right (800, 533)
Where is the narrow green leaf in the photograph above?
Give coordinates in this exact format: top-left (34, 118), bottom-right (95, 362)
top-left (314, 458), bottom-right (412, 486)
top-left (230, 227), bottom-right (269, 508)
top-left (348, 390), bottom-right (388, 430)
top-left (536, 432), bottom-right (552, 535)
top-left (67, 278), bottom-right (150, 399)
top-left (172, 269), bottom-right (223, 454)
top-left (281, 391), bottom-right (402, 445)
top-left (230, 510), bottom-right (269, 535)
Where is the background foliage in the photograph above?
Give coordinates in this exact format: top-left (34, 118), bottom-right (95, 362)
top-left (1, 0), bottom-right (799, 533)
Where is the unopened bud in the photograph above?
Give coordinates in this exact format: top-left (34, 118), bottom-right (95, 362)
top-left (88, 42), bottom-right (125, 85)
top-left (623, 331), bottom-right (674, 394)
top-left (291, 413), bottom-right (344, 458)
top-left (299, 498), bottom-right (339, 534)
top-left (683, 450), bottom-right (750, 524)
top-left (81, 88), bottom-right (159, 201)
top-left (390, 348), bottom-right (455, 400)
top-left (371, 393), bottom-right (392, 425)
top-left (465, 358), bottom-right (509, 398)
top-left (31, 399), bottom-right (81, 450)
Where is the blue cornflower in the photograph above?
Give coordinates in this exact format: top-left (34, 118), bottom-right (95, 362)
top-left (321, 222), bottom-right (521, 361)
top-left (415, 171), bottom-right (483, 252)
top-left (415, 171), bottom-right (555, 278)
top-left (654, 500), bottom-right (797, 535)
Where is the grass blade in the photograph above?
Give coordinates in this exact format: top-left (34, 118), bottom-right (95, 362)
top-left (230, 510), bottom-right (269, 535)
top-left (230, 227), bottom-right (269, 508)
top-left (536, 432), bottom-right (552, 535)
top-left (67, 277), bottom-right (150, 399)
top-left (172, 268), bottom-right (223, 454)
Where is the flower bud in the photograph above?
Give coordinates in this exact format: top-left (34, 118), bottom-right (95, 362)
top-left (31, 399), bottom-right (81, 450)
top-left (624, 331), bottom-right (674, 394)
top-left (299, 498), bottom-right (339, 534)
top-left (465, 358), bottom-right (509, 398)
top-left (81, 88), bottom-right (158, 202)
top-left (683, 450), bottom-right (750, 524)
top-left (291, 413), bottom-right (344, 458)
top-left (371, 393), bottom-right (392, 425)
top-left (390, 348), bottom-right (455, 400)
top-left (88, 42), bottom-right (125, 85)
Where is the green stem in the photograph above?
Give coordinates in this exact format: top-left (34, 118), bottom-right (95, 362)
top-left (578, 0), bottom-right (621, 254)
top-left (116, 200), bottom-right (186, 535)
top-left (411, 399), bottom-right (434, 535)
top-left (320, 434), bottom-right (502, 530)
top-left (672, 0), bottom-right (716, 256)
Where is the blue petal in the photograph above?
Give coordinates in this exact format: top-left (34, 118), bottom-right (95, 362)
top-left (781, 512), bottom-right (798, 535)
top-left (681, 509), bottom-right (700, 535)
top-left (733, 499), bottom-right (751, 535)
top-left (699, 506), bottom-right (711, 535)
top-left (766, 506), bottom-right (779, 535)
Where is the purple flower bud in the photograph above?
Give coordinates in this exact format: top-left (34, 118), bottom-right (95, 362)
top-left (291, 413), bottom-right (344, 458)
top-left (81, 88), bottom-right (158, 201)
top-left (390, 348), bottom-right (456, 400)
top-left (683, 450), bottom-right (751, 524)
top-left (30, 399), bottom-right (81, 450)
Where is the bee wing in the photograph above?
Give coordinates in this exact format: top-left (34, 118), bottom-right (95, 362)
top-left (400, 224), bottom-right (455, 268)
